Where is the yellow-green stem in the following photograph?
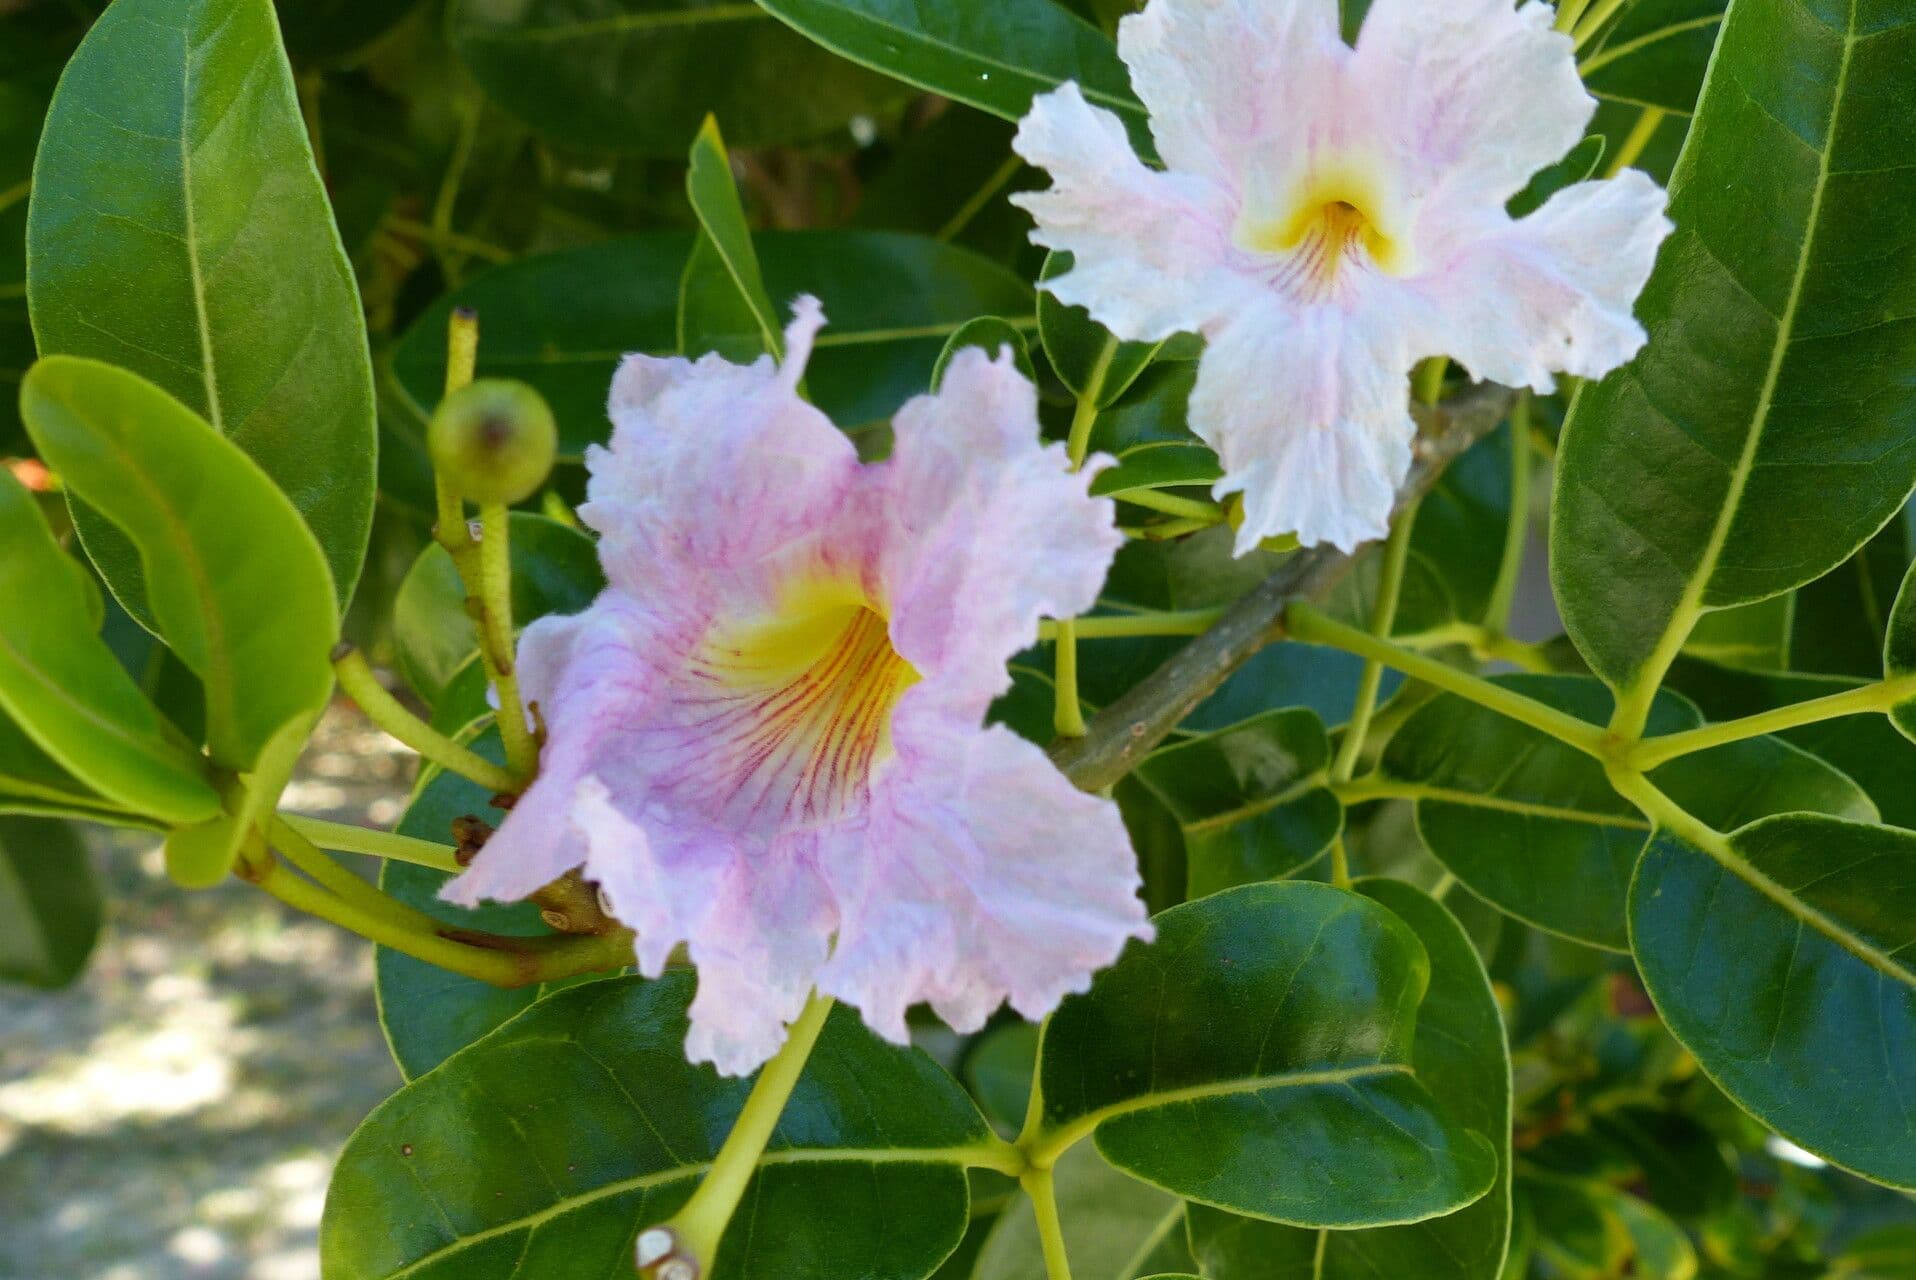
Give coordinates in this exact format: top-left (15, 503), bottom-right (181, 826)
top-left (434, 309), bottom-right (480, 553)
top-left (1038, 607), bottom-right (1226, 641)
top-left (269, 817), bottom-right (452, 935)
top-left (666, 992), bottom-right (836, 1270)
top-left (278, 815), bottom-right (463, 873)
top-left (1024, 1164), bottom-right (1075, 1280)
top-left (1287, 603), bottom-right (1610, 759)
top-left (1054, 338), bottom-right (1118, 738)
top-left (1483, 393), bottom-right (1531, 636)
top-left (1554, 0), bottom-right (1594, 32)
top-left (1117, 488), bottom-right (1224, 523)
top-left (477, 504), bottom-right (539, 781)
top-left (1414, 356), bottom-right (1450, 408)
top-left (333, 647), bottom-right (522, 795)
top-left (1606, 107), bottom-right (1667, 176)
top-left (1572, 0), bottom-right (1630, 47)
top-left (1630, 675), bottom-right (1916, 769)
top-left (1327, 499), bottom-right (1421, 887)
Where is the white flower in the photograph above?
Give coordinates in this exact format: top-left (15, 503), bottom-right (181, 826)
top-left (1012, 0), bottom-right (1672, 552)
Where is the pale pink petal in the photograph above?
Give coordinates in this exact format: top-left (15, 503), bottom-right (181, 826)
top-left (1193, 295), bottom-right (1417, 554)
top-left (1413, 171), bottom-right (1673, 391)
top-left (1117, 0), bottom-right (1345, 183)
top-left (1353, 0), bottom-right (1592, 205)
top-left (582, 296), bottom-right (860, 592)
top-left (1011, 83), bottom-right (1248, 342)
top-left (877, 346), bottom-right (1122, 717)
top-left (817, 709), bottom-right (1150, 1042)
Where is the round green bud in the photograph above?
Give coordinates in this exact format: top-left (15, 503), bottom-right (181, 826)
top-left (429, 378), bottom-right (558, 507)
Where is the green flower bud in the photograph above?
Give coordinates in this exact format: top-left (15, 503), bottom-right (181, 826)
top-left (429, 378), bottom-right (558, 507)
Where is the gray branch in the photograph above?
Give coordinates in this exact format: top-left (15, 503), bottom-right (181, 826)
top-left (1050, 382), bottom-right (1517, 792)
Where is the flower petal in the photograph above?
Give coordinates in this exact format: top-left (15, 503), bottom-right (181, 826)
top-left (1416, 171), bottom-right (1672, 391)
top-left (1117, 0), bottom-right (1345, 184)
top-left (1354, 0), bottom-right (1591, 205)
top-left (583, 295), bottom-right (860, 592)
top-left (878, 346), bottom-right (1122, 715)
top-left (817, 711), bottom-right (1150, 1042)
top-left (1011, 83), bottom-right (1246, 342)
top-left (1194, 296), bottom-right (1416, 554)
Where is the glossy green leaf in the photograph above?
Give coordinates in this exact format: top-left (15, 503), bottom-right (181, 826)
top-left (1507, 135), bottom-right (1607, 219)
top-left (1187, 880), bottom-right (1513, 1280)
top-left (1090, 442), bottom-right (1222, 500)
top-left (375, 729), bottom-right (594, 1079)
top-left (1884, 557), bottom-right (1916, 743)
top-left (449, 0), bottom-right (908, 155)
top-left (754, 0), bottom-right (1149, 149)
top-left (19, 357), bottom-right (336, 776)
top-left (389, 232), bottom-right (1033, 455)
top-left (0, 470), bottom-right (216, 825)
top-left (933, 317), bottom-right (1035, 390)
top-left (1551, 0), bottom-right (1916, 693)
top-left (1039, 252), bottom-right (1168, 407)
top-left (681, 116), bottom-right (783, 360)
top-left (973, 1145), bottom-right (1192, 1280)
top-left (392, 513), bottom-right (603, 707)
top-left (1032, 881), bottom-right (1498, 1227)
top-left (1132, 708), bottom-right (1341, 897)
top-left (0, 815), bottom-right (100, 989)
top-left (1631, 813), bottom-right (1916, 1189)
top-left (324, 971), bottom-right (989, 1278)
top-left (1378, 676), bottom-right (1873, 949)
top-left (0, 711), bottom-right (129, 823)
top-left (273, 0), bottom-right (425, 62)
top-left (27, 0), bottom-right (376, 613)
top-left (1579, 0), bottom-right (1727, 115)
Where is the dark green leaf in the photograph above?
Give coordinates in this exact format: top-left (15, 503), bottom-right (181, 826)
top-left (1032, 881), bottom-right (1498, 1227)
top-left (1791, 510), bottom-right (1911, 677)
top-left (1552, 0), bottom-right (1916, 693)
top-left (0, 79), bottom-right (45, 455)
top-left (933, 317), bottom-right (1035, 389)
top-left (1038, 251), bottom-right (1167, 407)
top-left (963, 1020), bottom-right (1040, 1137)
top-left (273, 0), bottom-right (425, 63)
top-left (1089, 442), bottom-right (1222, 499)
top-left (27, 0), bottom-right (377, 612)
top-left (1378, 676), bottom-right (1872, 949)
top-left (323, 971), bottom-right (988, 1278)
top-left (973, 1145), bottom-right (1191, 1280)
top-left (1579, 0), bottom-right (1728, 115)
top-left (1506, 135), bottom-right (1606, 219)
top-left (393, 513), bottom-right (603, 707)
top-left (1188, 880), bottom-right (1513, 1280)
top-left (390, 231), bottom-right (1033, 455)
top-left (448, 0), bottom-right (908, 155)
top-left (0, 815), bottom-right (101, 989)
top-left (1884, 557), bottom-right (1916, 743)
top-left (1681, 593), bottom-right (1793, 670)
top-left (1132, 708), bottom-right (1340, 897)
top-left (754, 0), bottom-right (1149, 150)
top-left (1520, 1174), bottom-right (1697, 1280)
top-left (0, 469), bottom-right (217, 826)
top-left (18, 358), bottom-right (336, 778)
top-left (1631, 813), bottom-right (1916, 1189)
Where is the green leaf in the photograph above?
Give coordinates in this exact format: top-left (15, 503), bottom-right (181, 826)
top-left (389, 232), bottom-right (1034, 456)
top-left (1187, 880), bottom-right (1513, 1280)
top-left (323, 971), bottom-right (989, 1279)
top-left (27, 0), bottom-right (376, 613)
top-left (1507, 135), bottom-right (1607, 219)
top-left (19, 357), bottom-right (336, 777)
top-left (0, 815), bottom-right (101, 989)
top-left (1884, 557), bottom-right (1916, 743)
top-left (448, 0), bottom-right (909, 155)
top-left (754, 0), bottom-right (1149, 150)
top-left (1835, 1224), bottom-right (1916, 1279)
top-left (1377, 676), bottom-right (1873, 949)
top-left (1031, 881), bottom-right (1498, 1227)
top-left (1132, 708), bottom-right (1341, 898)
top-left (1681, 593), bottom-right (1794, 670)
top-left (1579, 0), bottom-right (1727, 115)
top-left (1089, 442), bottom-right (1222, 500)
top-left (375, 729), bottom-right (595, 1079)
top-left (272, 0), bottom-right (425, 63)
top-left (0, 79), bottom-right (45, 455)
top-left (0, 470), bottom-right (217, 826)
top-left (973, 1145), bottom-right (1192, 1280)
top-left (393, 513), bottom-right (603, 707)
top-left (1520, 1174), bottom-right (1697, 1280)
top-left (1792, 511), bottom-right (1911, 677)
top-left (1551, 0), bottom-right (1916, 696)
top-left (1631, 813), bottom-right (1916, 1189)
top-left (681, 116), bottom-right (783, 361)
top-left (1039, 252), bottom-right (1168, 408)
top-left (933, 317), bottom-right (1035, 390)
top-left (0, 710), bottom-right (131, 823)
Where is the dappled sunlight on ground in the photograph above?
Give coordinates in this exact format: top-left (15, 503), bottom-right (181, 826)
top-left (0, 703), bottom-right (412, 1280)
